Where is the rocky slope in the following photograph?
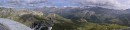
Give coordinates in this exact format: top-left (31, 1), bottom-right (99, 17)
top-left (0, 7), bottom-right (129, 30)
top-left (0, 7), bottom-right (53, 30)
top-left (32, 7), bottom-right (130, 30)
top-left (33, 7), bottom-right (130, 26)
top-left (0, 7), bottom-right (73, 30)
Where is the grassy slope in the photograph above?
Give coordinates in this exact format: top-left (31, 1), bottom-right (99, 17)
top-left (0, 8), bottom-right (128, 30)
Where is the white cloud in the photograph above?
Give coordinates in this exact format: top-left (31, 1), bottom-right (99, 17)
top-left (6, 0), bottom-right (46, 4)
top-left (0, 0), bottom-right (129, 10)
top-left (73, 0), bottom-right (130, 10)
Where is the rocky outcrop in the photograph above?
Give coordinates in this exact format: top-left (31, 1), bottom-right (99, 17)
top-left (0, 18), bottom-right (33, 30)
top-left (120, 27), bottom-right (130, 30)
top-left (0, 8), bottom-right (54, 30)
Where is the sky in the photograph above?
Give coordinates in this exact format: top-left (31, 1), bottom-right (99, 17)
top-left (73, 0), bottom-right (130, 10)
top-left (0, 0), bottom-right (80, 8)
top-left (0, 0), bottom-right (129, 10)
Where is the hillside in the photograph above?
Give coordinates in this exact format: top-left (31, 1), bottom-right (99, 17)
top-left (32, 6), bottom-right (130, 30)
top-left (0, 7), bottom-right (128, 30)
top-left (33, 7), bottom-right (130, 26)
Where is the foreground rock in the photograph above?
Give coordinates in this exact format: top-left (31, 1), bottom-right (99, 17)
top-left (120, 27), bottom-right (130, 30)
top-left (0, 18), bottom-right (33, 30)
top-left (0, 8), bottom-right (54, 30)
top-left (0, 23), bottom-right (9, 30)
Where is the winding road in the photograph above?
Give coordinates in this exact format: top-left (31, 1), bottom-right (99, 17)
top-left (0, 18), bottom-right (33, 30)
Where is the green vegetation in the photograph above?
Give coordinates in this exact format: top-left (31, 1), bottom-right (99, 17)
top-left (0, 8), bottom-right (128, 30)
top-left (53, 20), bottom-right (127, 30)
top-left (50, 14), bottom-right (127, 30)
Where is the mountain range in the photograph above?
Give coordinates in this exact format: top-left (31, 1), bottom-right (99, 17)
top-left (0, 6), bottom-right (130, 30)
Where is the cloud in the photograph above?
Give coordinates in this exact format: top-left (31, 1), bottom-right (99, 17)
top-left (0, 0), bottom-right (129, 10)
top-left (73, 0), bottom-right (130, 10)
top-left (0, 0), bottom-right (80, 8)
top-left (0, 0), bottom-right (48, 8)
top-left (7, 0), bottom-right (47, 4)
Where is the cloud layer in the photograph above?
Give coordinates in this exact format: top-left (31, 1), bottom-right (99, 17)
top-left (0, 0), bottom-right (129, 10)
top-left (73, 0), bottom-right (130, 10)
top-left (0, 0), bottom-right (80, 8)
